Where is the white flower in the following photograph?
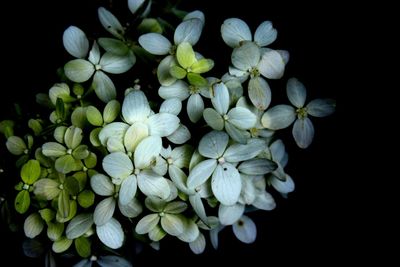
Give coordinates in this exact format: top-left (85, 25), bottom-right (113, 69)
top-left (261, 78), bottom-right (336, 148)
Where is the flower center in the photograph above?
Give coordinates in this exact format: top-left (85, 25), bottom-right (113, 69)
top-left (189, 85), bottom-right (200, 95)
top-left (249, 67), bottom-right (260, 78)
top-left (223, 114), bottom-right (229, 121)
top-left (296, 107), bottom-right (308, 119)
top-left (218, 157), bottom-right (225, 165)
top-left (95, 64), bottom-right (102, 71)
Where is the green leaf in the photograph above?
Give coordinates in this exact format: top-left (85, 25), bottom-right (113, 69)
top-left (39, 208), bottom-right (56, 223)
top-left (6, 136), bottom-right (27, 155)
top-left (176, 42), bottom-right (196, 69)
top-left (86, 106), bottom-right (103, 126)
top-left (55, 98), bottom-right (66, 121)
top-left (15, 190), bottom-right (30, 214)
top-left (21, 160), bottom-right (41, 185)
top-left (52, 237), bottom-right (73, 253)
top-left (169, 65), bottom-right (187, 79)
top-left (78, 190), bottom-right (95, 208)
top-left (75, 237), bottom-right (91, 258)
top-left (64, 176), bottom-right (80, 196)
top-left (187, 73), bottom-right (208, 87)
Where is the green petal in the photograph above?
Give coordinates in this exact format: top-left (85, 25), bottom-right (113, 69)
top-left (47, 222), bottom-right (64, 241)
top-left (86, 106), bottom-right (103, 126)
top-left (71, 107), bottom-right (88, 129)
top-left (72, 145), bottom-right (89, 160)
top-left (49, 83), bottom-right (72, 106)
top-left (203, 108), bottom-right (224, 130)
top-left (161, 214), bottom-right (184, 236)
top-left (261, 105), bottom-right (296, 130)
top-left (211, 163), bottom-right (241, 205)
top-left (164, 201), bottom-right (187, 214)
top-left (64, 59), bottom-right (95, 83)
top-left (187, 159), bottom-right (217, 189)
top-left (135, 214), bottom-right (160, 234)
top-left (170, 65), bottom-right (187, 79)
top-left (103, 100), bottom-right (121, 123)
top-left (15, 190), bottom-right (30, 214)
top-left (55, 155), bottom-right (80, 174)
top-left (39, 208), bottom-right (55, 223)
top-left (21, 159), bottom-right (41, 184)
top-left (96, 218), bottom-right (124, 249)
top-left (157, 55), bottom-right (177, 86)
top-left (292, 118), bottom-right (314, 149)
top-left (52, 237), bottom-right (73, 253)
top-left (24, 213), bottom-right (44, 238)
top-left (98, 37), bottom-right (130, 56)
top-left (248, 77), bottom-right (272, 111)
top-left (64, 126), bottom-right (83, 150)
top-left (102, 152), bottom-right (133, 180)
top-left (94, 197), bottom-right (116, 226)
top-left (191, 58), bottom-right (214, 74)
top-left (187, 72), bottom-right (208, 87)
top-left (211, 83), bottom-right (230, 115)
top-left (75, 236), bottom-right (91, 258)
top-left (6, 136), bottom-right (27, 155)
top-left (227, 107), bottom-right (257, 129)
top-left (78, 190), bottom-right (95, 208)
top-left (64, 176), bottom-right (80, 196)
top-left (198, 131), bottom-right (229, 159)
top-left (66, 213), bottom-right (93, 239)
top-left (148, 225), bottom-right (167, 242)
top-left (33, 179), bottom-right (61, 200)
top-left (92, 71), bottom-right (117, 103)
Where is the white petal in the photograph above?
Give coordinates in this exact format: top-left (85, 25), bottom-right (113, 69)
top-left (90, 173), bottom-right (114, 196)
top-left (270, 139), bottom-right (285, 163)
top-left (248, 77), bottom-right (272, 111)
top-left (261, 105), bottom-right (296, 130)
top-left (203, 108), bottom-right (224, 131)
top-left (221, 18), bottom-right (252, 48)
top-left (184, 10), bottom-right (205, 24)
top-left (99, 122), bottom-right (129, 147)
top-left (218, 203), bottom-right (244, 225)
top-left (232, 215), bottom-right (256, 243)
top-left (258, 50), bottom-right (286, 79)
top-left (240, 175), bottom-right (256, 205)
top-left (66, 213), bottom-right (93, 239)
top-left (238, 159), bottom-right (276, 175)
top-left (124, 122), bottom-right (149, 153)
top-left (292, 118), bottom-right (314, 149)
top-left (122, 90), bottom-right (151, 124)
top-left (224, 138), bottom-right (266, 162)
top-left (178, 218), bottom-right (200, 243)
top-left (119, 175), bottom-right (137, 205)
top-left (228, 66), bottom-right (248, 79)
top-left (64, 59), bottom-right (94, 83)
top-left (147, 113), bottom-right (180, 137)
top-left (102, 152), bottom-right (133, 179)
top-left (211, 163), bottom-right (241, 206)
top-left (92, 71), bottom-right (116, 103)
top-left (286, 77), bottom-right (307, 108)
top-left (167, 124), bottom-right (191, 144)
top-left (96, 218), bottom-right (124, 249)
top-left (227, 107), bottom-right (257, 129)
top-left (211, 83), bottom-right (230, 115)
top-left (128, 0), bottom-right (146, 14)
top-left (139, 33), bottom-right (172, 55)
top-left (158, 80), bottom-right (189, 100)
top-left (118, 197), bottom-right (143, 218)
top-left (97, 256), bottom-right (132, 267)
top-left (174, 18), bottom-right (203, 45)
top-left (160, 98), bottom-right (182, 115)
top-left (63, 26), bottom-right (89, 58)
top-left (270, 175), bottom-right (295, 194)
top-left (170, 145), bottom-right (193, 168)
top-left (94, 197), bottom-right (116, 226)
top-left (187, 159), bottom-right (217, 189)
top-left (100, 52), bottom-right (135, 74)
top-left (137, 170), bottom-right (170, 199)
top-left (189, 194), bottom-right (208, 224)
top-left (198, 130), bottom-right (229, 159)
top-left (135, 214), bottom-right (160, 234)
top-left (306, 98), bottom-right (336, 117)
top-left (151, 156), bottom-right (168, 176)
top-left (277, 50), bottom-right (290, 64)
top-left (187, 94), bottom-right (204, 123)
top-left (231, 42), bottom-right (260, 71)
top-left (253, 191), bottom-right (276, 210)
top-left (134, 136), bottom-right (162, 169)
top-left (169, 165), bottom-right (191, 194)
top-left (189, 233), bottom-right (206, 254)
top-left (225, 121), bottom-right (249, 144)
top-left (98, 7), bottom-right (125, 39)
top-left (160, 214), bottom-right (184, 236)
top-left (88, 41), bottom-right (101, 64)
top-left (157, 55), bottom-right (177, 86)
top-left (254, 21), bottom-right (277, 47)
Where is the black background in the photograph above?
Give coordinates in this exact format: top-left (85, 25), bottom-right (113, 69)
top-left (0, 0), bottom-right (347, 266)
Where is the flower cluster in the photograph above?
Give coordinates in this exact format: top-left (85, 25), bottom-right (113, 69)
top-left (0, 0), bottom-right (335, 266)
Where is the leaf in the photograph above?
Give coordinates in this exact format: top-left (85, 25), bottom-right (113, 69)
top-left (96, 218), bottom-right (124, 249)
top-left (21, 160), bottom-right (41, 185)
top-left (15, 190), bottom-right (30, 214)
top-left (75, 237), bottom-right (91, 258)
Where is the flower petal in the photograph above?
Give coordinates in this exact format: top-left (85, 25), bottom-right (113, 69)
top-left (98, 7), bottom-right (125, 39)
top-left (189, 194), bottom-right (208, 224)
top-left (225, 121), bottom-right (249, 144)
top-left (211, 82), bottom-right (230, 115)
top-left (88, 41), bottom-right (101, 64)
top-left (123, 122), bottom-right (149, 153)
top-left (147, 113), bottom-right (180, 137)
top-left (92, 71), bottom-right (117, 103)
top-left (139, 33), bottom-right (172, 55)
top-left (211, 163), bottom-right (241, 206)
top-left (100, 52), bottom-right (135, 74)
top-left (227, 107), bottom-right (257, 129)
top-left (167, 124), bottom-right (191, 144)
top-left (232, 215), bottom-right (256, 243)
top-left (159, 80), bottom-right (189, 100)
top-left (122, 90), bottom-right (151, 124)
top-left (254, 21), bottom-right (277, 47)
top-left (238, 159), bottom-right (277, 175)
top-left (198, 130), bottom-right (229, 159)
top-left (176, 42), bottom-right (197, 69)
top-left (178, 218), bottom-right (200, 243)
top-left (203, 108), bottom-right (224, 130)
top-left (102, 152), bottom-right (133, 180)
top-left (306, 98), bottom-right (336, 117)
top-left (99, 122), bottom-right (129, 147)
top-left (231, 42), bottom-right (260, 71)
top-left (287, 77), bottom-right (307, 108)
top-left (94, 197), bottom-right (116, 226)
top-left (135, 214), bottom-right (160, 234)
top-left (161, 214), bottom-right (184, 236)
top-left (24, 213), bottom-right (44, 238)
top-left (292, 118), bottom-right (314, 148)
top-left (258, 50), bottom-right (286, 79)
top-left (96, 218), bottom-right (124, 249)
top-left (98, 37), bottom-right (130, 55)
top-left (97, 256), bottom-right (132, 267)
top-left (224, 138), bottom-right (266, 162)
top-left (189, 233), bottom-right (206, 254)
top-left (218, 203), bottom-right (244, 225)
top-left (137, 170), bottom-right (170, 199)
top-left (248, 76), bottom-right (272, 111)
top-left (253, 191), bottom-right (276, 210)
top-left (119, 175), bottom-right (137, 205)
top-left (118, 197), bottom-right (143, 218)
top-left (221, 18), bottom-right (252, 48)
top-left (261, 105), bottom-right (296, 130)
top-left (187, 94), bottom-right (204, 123)
top-left (174, 19), bottom-right (203, 45)
top-left (187, 159), bottom-right (217, 189)
top-left (63, 26), bottom-right (89, 58)
top-left (270, 175), bottom-right (295, 194)
top-left (160, 98), bottom-right (182, 115)
top-left (64, 59), bottom-right (95, 83)
top-left (157, 55), bottom-right (177, 86)
top-left (66, 213), bottom-right (93, 239)
top-left (134, 136), bottom-right (162, 169)
top-left (90, 173), bottom-right (114, 196)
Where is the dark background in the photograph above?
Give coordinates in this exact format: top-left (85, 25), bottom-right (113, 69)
top-left (0, 0), bottom-right (347, 266)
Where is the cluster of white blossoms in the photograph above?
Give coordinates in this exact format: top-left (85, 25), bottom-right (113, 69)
top-left (0, 0), bottom-right (335, 266)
